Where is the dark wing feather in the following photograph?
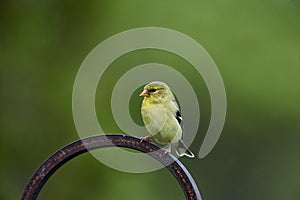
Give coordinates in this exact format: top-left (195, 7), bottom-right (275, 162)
top-left (175, 109), bottom-right (184, 140)
top-left (172, 100), bottom-right (184, 139)
top-left (172, 99), bottom-right (182, 124)
top-left (175, 110), bottom-right (182, 125)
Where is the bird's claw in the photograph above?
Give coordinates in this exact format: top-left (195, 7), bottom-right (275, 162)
top-left (164, 145), bottom-right (171, 155)
top-left (164, 148), bottom-right (171, 155)
top-left (140, 136), bottom-right (152, 143)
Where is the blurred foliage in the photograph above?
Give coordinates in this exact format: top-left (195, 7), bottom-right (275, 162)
top-left (1, 0), bottom-right (300, 199)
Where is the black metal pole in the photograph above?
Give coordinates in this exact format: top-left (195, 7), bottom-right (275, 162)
top-left (21, 134), bottom-right (202, 200)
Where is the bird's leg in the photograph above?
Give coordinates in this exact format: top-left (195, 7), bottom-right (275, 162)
top-left (164, 144), bottom-right (171, 155)
top-left (140, 135), bottom-right (152, 143)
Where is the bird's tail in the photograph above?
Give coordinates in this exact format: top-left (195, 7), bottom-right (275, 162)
top-left (175, 139), bottom-right (194, 158)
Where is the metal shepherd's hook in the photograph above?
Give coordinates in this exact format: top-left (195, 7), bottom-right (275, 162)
top-left (21, 134), bottom-right (202, 200)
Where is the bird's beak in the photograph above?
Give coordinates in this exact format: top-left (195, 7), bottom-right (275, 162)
top-left (139, 90), bottom-right (149, 97)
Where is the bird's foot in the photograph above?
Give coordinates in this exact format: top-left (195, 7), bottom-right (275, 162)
top-left (140, 135), bottom-right (152, 143)
top-left (164, 145), bottom-right (171, 155)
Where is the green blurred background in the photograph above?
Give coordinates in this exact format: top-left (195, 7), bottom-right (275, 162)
top-left (1, 0), bottom-right (300, 199)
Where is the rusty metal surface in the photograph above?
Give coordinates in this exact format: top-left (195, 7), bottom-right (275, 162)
top-left (21, 134), bottom-right (202, 200)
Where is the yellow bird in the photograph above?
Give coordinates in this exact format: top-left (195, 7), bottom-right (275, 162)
top-left (139, 81), bottom-right (194, 158)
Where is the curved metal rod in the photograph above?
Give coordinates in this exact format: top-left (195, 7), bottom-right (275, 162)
top-left (21, 134), bottom-right (202, 200)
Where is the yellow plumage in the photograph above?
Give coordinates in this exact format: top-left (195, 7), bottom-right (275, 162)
top-left (140, 81), bottom-right (194, 158)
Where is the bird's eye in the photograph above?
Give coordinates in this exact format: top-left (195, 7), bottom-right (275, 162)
top-left (148, 88), bottom-right (157, 93)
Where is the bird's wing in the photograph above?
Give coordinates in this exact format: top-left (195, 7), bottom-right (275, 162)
top-left (175, 110), bottom-right (182, 125)
top-left (172, 100), bottom-right (182, 123)
top-left (172, 100), bottom-right (184, 137)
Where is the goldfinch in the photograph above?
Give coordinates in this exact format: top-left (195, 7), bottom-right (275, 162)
top-left (139, 81), bottom-right (194, 158)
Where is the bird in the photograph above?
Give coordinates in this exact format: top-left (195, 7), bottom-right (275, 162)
top-left (139, 81), bottom-right (194, 158)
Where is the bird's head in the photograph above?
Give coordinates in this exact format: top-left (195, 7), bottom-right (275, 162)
top-left (139, 81), bottom-right (174, 103)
